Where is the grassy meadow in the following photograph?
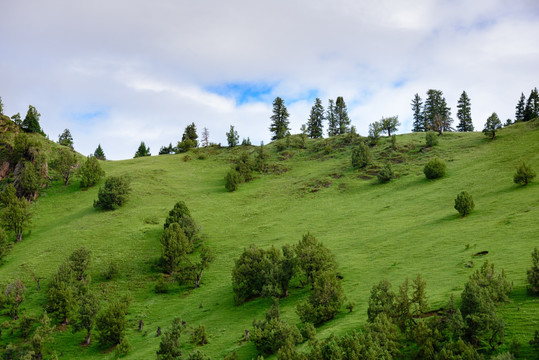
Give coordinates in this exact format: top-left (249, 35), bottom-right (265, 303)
top-left (1, 120), bottom-right (538, 359)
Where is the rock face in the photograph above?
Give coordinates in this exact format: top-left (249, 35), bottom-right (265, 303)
top-left (0, 161), bottom-right (10, 181)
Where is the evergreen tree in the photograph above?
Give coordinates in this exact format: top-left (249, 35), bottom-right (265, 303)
top-left (515, 93), bottom-right (526, 122)
top-left (22, 105), bottom-right (43, 133)
top-left (423, 89), bottom-right (452, 133)
top-left (296, 270), bottom-right (344, 325)
top-left (79, 156), bottom-right (105, 188)
top-left (456, 91), bottom-right (474, 132)
top-left (307, 98), bottom-right (324, 138)
top-left (94, 144), bottom-right (106, 160)
top-left (226, 125), bottom-right (239, 147)
top-left (294, 233), bottom-right (336, 288)
top-left (483, 112), bottom-right (502, 139)
top-left (58, 128), bottom-right (74, 149)
top-left (96, 301), bottom-right (128, 346)
top-left (156, 317), bottom-right (184, 360)
top-left (93, 176), bottom-right (131, 210)
top-left (351, 142), bottom-right (371, 169)
top-left (182, 123), bottom-right (199, 145)
top-left (411, 93), bottom-right (425, 132)
top-left (335, 96), bottom-right (351, 134)
top-left (73, 292), bottom-right (100, 345)
top-left (47, 261), bottom-right (78, 324)
top-left (134, 141), bottom-right (151, 158)
top-left (0, 96), bottom-right (3, 115)
top-left (269, 97), bottom-right (290, 140)
top-left (513, 161), bottom-right (536, 186)
top-left (454, 191), bottom-right (474, 216)
top-left (326, 99), bottom-right (338, 137)
top-left (524, 87), bottom-right (539, 121)
top-left (527, 247), bottom-right (539, 295)
top-left (160, 223), bottom-right (189, 274)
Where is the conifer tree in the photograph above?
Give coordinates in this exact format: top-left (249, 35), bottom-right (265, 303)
top-left (80, 156), bottom-right (105, 188)
top-left (0, 96), bottom-right (3, 115)
top-left (22, 105), bottom-right (43, 133)
top-left (483, 112), bottom-right (502, 139)
top-left (527, 247), bottom-right (539, 295)
top-left (456, 91), bottom-right (474, 132)
top-left (335, 96), bottom-right (351, 134)
top-left (307, 98), bottom-right (324, 138)
top-left (94, 144), bottom-right (106, 160)
top-left (269, 97), bottom-right (290, 140)
top-left (524, 87), bottom-right (539, 121)
top-left (58, 128), bottom-right (74, 148)
top-left (515, 93), bottom-right (526, 122)
top-left (423, 89), bottom-right (452, 133)
top-left (411, 93), bottom-right (425, 132)
top-left (156, 317), bottom-right (184, 360)
top-left (182, 123), bottom-right (199, 145)
top-left (226, 125), bottom-right (239, 147)
top-left (134, 141), bottom-right (151, 158)
top-left (11, 113), bottom-right (22, 126)
top-left (326, 99), bottom-right (338, 137)
top-left (1, 195), bottom-right (32, 242)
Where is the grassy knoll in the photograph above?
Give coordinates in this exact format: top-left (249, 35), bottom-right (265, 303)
top-left (0, 120), bottom-right (538, 359)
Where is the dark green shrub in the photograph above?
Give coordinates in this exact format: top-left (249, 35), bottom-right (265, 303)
top-left (527, 247), bottom-right (539, 295)
top-left (377, 164), bottom-right (394, 183)
top-left (454, 191), bottom-right (474, 216)
top-left (423, 157), bottom-right (446, 179)
top-left (513, 161), bottom-right (536, 185)
top-left (154, 274), bottom-right (170, 294)
top-left (231, 245), bottom-right (267, 304)
top-left (79, 156), bottom-right (105, 189)
top-left (188, 350), bottom-right (211, 360)
top-left (103, 261), bottom-right (119, 280)
top-left (96, 301), bottom-right (127, 346)
top-left (351, 142), bottom-right (371, 169)
top-left (300, 322), bottom-right (316, 341)
top-left (115, 337), bottom-right (131, 357)
top-left (93, 176), bottom-right (131, 210)
top-left (425, 131), bottom-right (438, 147)
top-left (225, 169), bottom-right (243, 192)
top-left (0, 227), bottom-right (11, 262)
top-left (190, 325), bottom-right (209, 346)
top-left (296, 271), bottom-right (344, 325)
top-left (252, 304), bottom-right (302, 355)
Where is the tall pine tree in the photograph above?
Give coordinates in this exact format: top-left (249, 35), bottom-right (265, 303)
top-left (515, 93), bottom-right (526, 122)
top-left (335, 96), bottom-right (351, 134)
top-left (326, 99), bottom-right (338, 137)
top-left (94, 144), bottom-right (106, 160)
top-left (22, 105), bottom-right (43, 134)
top-left (456, 91), bottom-right (474, 132)
top-left (269, 97), bottom-right (290, 140)
top-left (524, 87), bottom-right (539, 121)
top-left (411, 93), bottom-right (425, 132)
top-left (307, 98), bottom-right (324, 138)
top-left (423, 89), bottom-right (452, 134)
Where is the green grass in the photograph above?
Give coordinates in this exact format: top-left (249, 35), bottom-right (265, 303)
top-left (1, 121), bottom-right (538, 359)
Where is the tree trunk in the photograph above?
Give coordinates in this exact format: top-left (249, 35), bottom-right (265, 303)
top-left (195, 269), bottom-right (203, 289)
top-left (85, 329), bottom-right (91, 345)
top-left (16, 232), bottom-right (22, 242)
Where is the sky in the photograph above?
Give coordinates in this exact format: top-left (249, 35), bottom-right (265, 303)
top-left (1, 0), bottom-right (538, 160)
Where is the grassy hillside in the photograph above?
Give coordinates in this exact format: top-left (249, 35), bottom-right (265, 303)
top-left (1, 121), bottom-right (538, 359)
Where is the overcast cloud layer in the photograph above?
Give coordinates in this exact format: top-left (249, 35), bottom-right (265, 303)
top-left (1, 0), bottom-right (538, 159)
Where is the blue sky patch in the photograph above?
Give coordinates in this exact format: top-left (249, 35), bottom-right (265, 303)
top-left (69, 109), bottom-right (107, 122)
top-left (206, 82), bottom-right (275, 105)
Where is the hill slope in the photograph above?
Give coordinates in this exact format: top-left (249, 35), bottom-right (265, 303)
top-left (1, 121), bottom-right (538, 359)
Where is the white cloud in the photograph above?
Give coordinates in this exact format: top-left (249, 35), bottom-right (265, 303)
top-left (0, 0), bottom-right (538, 159)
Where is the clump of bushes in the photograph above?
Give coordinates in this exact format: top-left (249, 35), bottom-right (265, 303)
top-left (454, 191), bottom-right (474, 217)
top-left (423, 157), bottom-right (446, 179)
top-left (513, 161), bottom-right (536, 185)
top-left (425, 131), bottom-right (438, 147)
top-left (93, 176), bottom-right (131, 210)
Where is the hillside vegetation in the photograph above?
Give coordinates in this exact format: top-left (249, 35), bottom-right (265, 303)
top-left (0, 121), bottom-right (538, 359)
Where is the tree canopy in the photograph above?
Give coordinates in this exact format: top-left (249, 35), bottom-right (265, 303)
top-left (269, 97), bottom-right (290, 140)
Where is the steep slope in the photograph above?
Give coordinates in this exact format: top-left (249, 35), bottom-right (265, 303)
top-left (0, 121), bottom-right (538, 358)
